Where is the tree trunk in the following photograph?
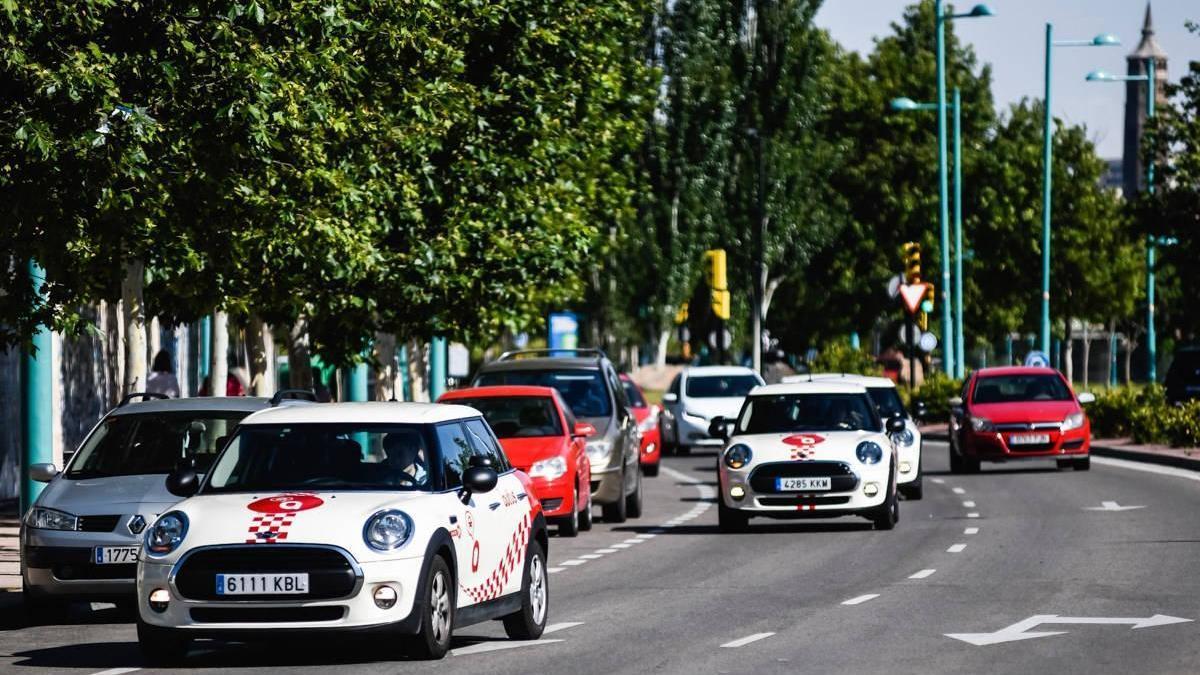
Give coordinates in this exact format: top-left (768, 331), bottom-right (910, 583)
top-left (407, 338), bottom-right (428, 402)
top-left (147, 315), bottom-right (161, 365)
top-left (121, 261), bottom-right (147, 393)
top-left (1124, 335), bottom-right (1137, 385)
top-left (373, 333), bottom-right (398, 401)
top-left (1080, 322), bottom-right (1091, 388)
top-left (287, 317), bottom-right (313, 390)
top-left (248, 315), bottom-right (275, 397)
top-left (1063, 318), bottom-right (1074, 383)
top-left (655, 329), bottom-right (669, 368)
top-left (1106, 319), bottom-right (1117, 389)
top-left (209, 311), bottom-right (229, 397)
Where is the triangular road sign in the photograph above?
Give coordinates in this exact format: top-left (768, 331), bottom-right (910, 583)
top-left (900, 283), bottom-right (928, 315)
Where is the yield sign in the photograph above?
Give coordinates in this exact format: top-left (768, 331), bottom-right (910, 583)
top-left (899, 283), bottom-right (928, 315)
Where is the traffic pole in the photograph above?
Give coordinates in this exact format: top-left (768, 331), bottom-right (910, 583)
top-left (20, 261), bottom-right (54, 514)
top-left (1039, 23), bottom-right (1054, 357)
top-left (430, 336), bottom-right (447, 400)
top-left (953, 87), bottom-right (965, 379)
top-left (1144, 57), bottom-right (1158, 383)
top-left (935, 0), bottom-right (955, 376)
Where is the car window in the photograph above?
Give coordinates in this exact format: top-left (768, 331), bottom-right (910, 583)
top-left (973, 374), bottom-right (1072, 404)
top-left (68, 412), bottom-right (247, 479)
top-left (867, 387), bottom-right (906, 418)
top-left (554, 390), bottom-right (577, 431)
top-left (451, 397), bottom-right (562, 439)
top-left (464, 418), bottom-right (511, 472)
top-left (686, 375), bottom-right (760, 398)
top-left (622, 379), bottom-right (648, 407)
top-left (436, 422), bottom-right (474, 489)
top-left (475, 369), bottom-right (612, 418)
top-left (668, 375), bottom-right (681, 397)
top-left (205, 423), bottom-right (433, 492)
top-left (737, 393), bottom-right (881, 434)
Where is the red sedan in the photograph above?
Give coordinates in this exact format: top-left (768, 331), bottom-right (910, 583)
top-left (439, 385), bottom-right (594, 536)
top-left (620, 374), bottom-right (661, 478)
top-left (949, 366), bottom-right (1095, 473)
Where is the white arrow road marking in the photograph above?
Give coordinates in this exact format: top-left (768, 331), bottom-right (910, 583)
top-left (842, 594), bottom-right (880, 606)
top-left (909, 569), bottom-right (937, 579)
top-left (721, 632), bottom-right (776, 648)
top-left (946, 614), bottom-right (1192, 646)
top-left (1085, 501), bottom-right (1146, 511)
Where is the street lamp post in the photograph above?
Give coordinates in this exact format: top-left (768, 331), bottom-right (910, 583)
top-left (935, 2), bottom-right (993, 376)
top-left (1039, 27), bottom-right (1121, 359)
top-left (1087, 60), bottom-right (1158, 381)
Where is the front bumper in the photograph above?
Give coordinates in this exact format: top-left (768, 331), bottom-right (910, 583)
top-left (718, 461), bottom-right (890, 516)
top-left (963, 428), bottom-right (1089, 460)
top-left (677, 414), bottom-right (722, 447)
top-left (896, 439), bottom-right (922, 485)
top-left (527, 475), bottom-right (575, 519)
top-left (639, 429), bottom-right (661, 467)
top-left (138, 551), bottom-right (426, 634)
top-left (22, 526), bottom-right (145, 599)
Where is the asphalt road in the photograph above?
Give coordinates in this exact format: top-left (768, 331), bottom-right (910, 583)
top-left (2, 441), bottom-right (1199, 675)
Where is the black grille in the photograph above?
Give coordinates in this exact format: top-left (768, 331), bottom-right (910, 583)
top-left (542, 498), bottom-right (564, 511)
top-left (1063, 439), bottom-right (1085, 450)
top-left (758, 495), bottom-right (852, 507)
top-left (190, 606), bottom-right (345, 623)
top-left (175, 546), bottom-right (358, 601)
top-left (749, 461), bottom-right (859, 494)
top-left (77, 515), bottom-right (121, 532)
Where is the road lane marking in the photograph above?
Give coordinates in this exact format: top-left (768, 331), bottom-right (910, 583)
top-left (611, 543), bottom-right (632, 548)
top-left (579, 553), bottom-right (603, 560)
top-left (932, 478), bottom-right (945, 484)
top-left (1092, 456), bottom-right (1200, 483)
top-left (548, 567), bottom-right (565, 574)
top-left (842, 594), bottom-right (880, 606)
top-left (637, 533), bottom-right (658, 539)
top-left (947, 544), bottom-right (967, 553)
top-left (909, 569), bottom-right (937, 579)
top-left (624, 538), bottom-right (646, 544)
top-left (952, 487), bottom-right (965, 494)
top-left (561, 560), bottom-right (587, 566)
top-left (596, 548), bottom-right (619, 554)
top-left (964, 527), bottom-right (979, 535)
top-left (1084, 501), bottom-right (1145, 511)
top-left (966, 513), bottom-right (980, 518)
top-left (544, 621), bottom-right (585, 635)
top-left (90, 669), bottom-right (141, 675)
top-left (721, 632), bottom-right (776, 648)
top-left (453, 639), bottom-right (564, 656)
top-left (946, 614), bottom-right (1193, 647)
top-left (963, 501), bottom-right (976, 508)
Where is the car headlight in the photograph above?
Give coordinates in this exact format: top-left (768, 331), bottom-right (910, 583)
top-left (529, 456), bottom-right (568, 480)
top-left (585, 439), bottom-right (613, 464)
top-left (969, 416), bottom-right (996, 433)
top-left (723, 444), bottom-right (752, 470)
top-left (145, 511), bottom-right (188, 556)
top-left (24, 507), bottom-right (77, 531)
top-left (1061, 412), bottom-right (1086, 432)
top-left (896, 427), bottom-right (915, 447)
top-left (364, 510), bottom-right (414, 551)
top-left (638, 416), bottom-right (658, 433)
top-left (856, 441), bottom-right (884, 465)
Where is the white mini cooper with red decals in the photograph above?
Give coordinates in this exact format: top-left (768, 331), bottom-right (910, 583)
top-left (711, 382), bottom-right (904, 532)
top-left (136, 402), bottom-right (549, 664)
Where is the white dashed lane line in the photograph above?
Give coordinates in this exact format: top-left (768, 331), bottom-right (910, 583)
top-left (721, 632), bottom-right (776, 648)
top-left (964, 527), bottom-right (979, 535)
top-left (90, 669), bottom-right (141, 675)
top-left (966, 512), bottom-right (980, 519)
top-left (931, 477), bottom-right (945, 484)
top-left (560, 560), bottom-right (587, 566)
top-left (962, 501), bottom-right (976, 508)
top-left (947, 544), bottom-right (967, 553)
top-left (952, 487), bottom-right (965, 495)
top-left (548, 567), bottom-right (566, 574)
top-left (841, 594), bottom-right (880, 606)
top-left (909, 569), bottom-right (937, 579)
top-left (579, 554), bottom-right (603, 560)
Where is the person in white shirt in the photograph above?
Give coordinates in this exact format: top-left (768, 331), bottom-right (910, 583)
top-left (146, 350), bottom-right (181, 398)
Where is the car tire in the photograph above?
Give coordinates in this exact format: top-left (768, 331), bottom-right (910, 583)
top-left (578, 486), bottom-right (593, 532)
top-left (899, 477), bottom-right (923, 500)
top-left (871, 469), bottom-right (899, 531)
top-left (963, 457), bottom-right (981, 474)
top-left (643, 460), bottom-right (659, 478)
top-left (1073, 457), bottom-right (1090, 471)
top-left (601, 469), bottom-right (628, 523)
top-left (137, 617), bottom-right (191, 665)
top-left (626, 468), bottom-right (644, 519)
top-left (503, 539), bottom-right (549, 641)
top-left (949, 445), bottom-right (964, 474)
top-left (717, 501), bottom-right (749, 533)
top-left (408, 555), bottom-right (454, 660)
top-left (558, 488), bottom-right (580, 538)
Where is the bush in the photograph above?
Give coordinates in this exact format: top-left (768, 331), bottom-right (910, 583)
top-left (809, 342), bottom-right (883, 377)
top-left (1088, 385), bottom-right (1164, 439)
top-left (903, 373), bottom-right (963, 423)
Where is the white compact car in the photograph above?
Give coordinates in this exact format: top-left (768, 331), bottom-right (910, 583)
top-left (136, 402), bottom-right (550, 663)
top-left (661, 366), bottom-right (764, 454)
top-left (792, 373), bottom-right (924, 500)
top-left (713, 382), bottom-right (904, 532)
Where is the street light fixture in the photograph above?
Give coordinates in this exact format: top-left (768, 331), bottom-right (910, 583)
top-left (1039, 26), bottom-right (1121, 364)
top-left (934, 0), bottom-right (993, 376)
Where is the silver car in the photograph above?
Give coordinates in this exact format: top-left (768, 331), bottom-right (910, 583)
top-left (20, 391), bottom-right (312, 612)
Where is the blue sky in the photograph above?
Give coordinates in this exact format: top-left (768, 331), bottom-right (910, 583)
top-left (814, 0), bottom-right (1198, 159)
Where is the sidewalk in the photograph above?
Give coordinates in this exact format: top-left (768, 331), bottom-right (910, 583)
top-left (0, 499), bottom-right (19, 592)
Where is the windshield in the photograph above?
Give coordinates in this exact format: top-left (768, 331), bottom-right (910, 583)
top-left (622, 380), bottom-right (648, 407)
top-left (451, 397), bottom-right (562, 439)
top-left (867, 387), bottom-right (906, 418)
top-left (686, 375), bottom-right (759, 398)
top-left (973, 375), bottom-right (1072, 404)
top-left (475, 370), bottom-right (612, 418)
top-left (737, 393), bottom-right (882, 434)
top-left (205, 424), bottom-right (435, 493)
top-left (67, 412), bottom-right (246, 479)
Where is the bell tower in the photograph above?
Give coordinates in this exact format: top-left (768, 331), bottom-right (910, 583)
top-left (1122, 3), bottom-right (1168, 196)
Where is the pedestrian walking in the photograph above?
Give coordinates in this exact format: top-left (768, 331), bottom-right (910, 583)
top-left (146, 350), bottom-right (181, 398)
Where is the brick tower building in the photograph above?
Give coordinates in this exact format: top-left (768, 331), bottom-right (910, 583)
top-left (1122, 3), bottom-right (1168, 197)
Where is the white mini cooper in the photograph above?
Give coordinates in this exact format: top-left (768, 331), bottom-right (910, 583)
top-left (712, 382), bottom-right (904, 532)
top-left (136, 402), bottom-right (550, 663)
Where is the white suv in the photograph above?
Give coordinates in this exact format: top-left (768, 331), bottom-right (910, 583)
top-left (661, 366), bottom-right (764, 454)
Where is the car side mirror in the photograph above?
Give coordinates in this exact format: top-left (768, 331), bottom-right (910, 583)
top-left (1077, 392), bottom-right (1096, 405)
top-left (887, 416), bottom-right (907, 435)
top-left (662, 393), bottom-right (678, 404)
top-left (462, 466), bottom-right (498, 496)
top-left (573, 422), bottom-right (597, 438)
top-left (708, 416), bottom-right (731, 441)
top-left (30, 463), bottom-right (58, 483)
top-left (165, 466), bottom-right (200, 498)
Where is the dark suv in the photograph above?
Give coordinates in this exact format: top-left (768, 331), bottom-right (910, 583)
top-left (472, 349), bottom-right (643, 523)
top-left (1165, 346), bottom-right (1200, 405)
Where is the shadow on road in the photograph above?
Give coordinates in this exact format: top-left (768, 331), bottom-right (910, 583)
top-left (11, 641), bottom-right (143, 670)
top-left (0, 594), bottom-right (136, 632)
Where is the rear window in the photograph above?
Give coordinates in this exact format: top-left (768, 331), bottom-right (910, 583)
top-left (686, 375), bottom-right (759, 398)
top-left (475, 369), bottom-right (612, 418)
top-left (68, 412), bottom-right (248, 479)
top-left (450, 397), bottom-right (562, 439)
top-left (973, 375), bottom-right (1072, 404)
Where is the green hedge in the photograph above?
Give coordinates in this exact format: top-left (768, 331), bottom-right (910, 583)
top-left (900, 374), bottom-right (963, 423)
top-left (1086, 385), bottom-right (1200, 448)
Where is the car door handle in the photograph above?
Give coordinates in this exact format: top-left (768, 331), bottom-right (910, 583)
top-left (489, 502), bottom-right (501, 510)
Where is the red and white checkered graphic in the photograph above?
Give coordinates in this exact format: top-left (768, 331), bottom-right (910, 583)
top-left (244, 513), bottom-right (296, 544)
top-left (461, 513), bottom-right (531, 604)
top-left (790, 447), bottom-right (818, 461)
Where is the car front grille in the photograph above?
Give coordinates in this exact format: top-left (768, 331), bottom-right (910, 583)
top-left (749, 461), bottom-right (859, 494)
top-left (174, 546), bottom-right (358, 601)
top-left (189, 606), bottom-right (346, 623)
top-left (757, 496), bottom-right (852, 507)
top-left (76, 515), bottom-right (121, 532)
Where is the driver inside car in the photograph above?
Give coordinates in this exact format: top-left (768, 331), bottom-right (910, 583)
top-left (383, 431), bottom-right (428, 486)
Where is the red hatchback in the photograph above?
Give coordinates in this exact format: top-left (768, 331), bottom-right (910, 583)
top-left (439, 385), bottom-right (594, 536)
top-left (620, 374), bottom-right (661, 478)
top-left (949, 367), bottom-right (1095, 473)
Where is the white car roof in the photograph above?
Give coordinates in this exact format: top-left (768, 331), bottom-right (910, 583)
top-left (684, 366), bottom-right (761, 378)
top-left (241, 401), bottom-right (481, 426)
top-left (799, 373), bottom-right (897, 389)
top-left (751, 381), bottom-right (868, 396)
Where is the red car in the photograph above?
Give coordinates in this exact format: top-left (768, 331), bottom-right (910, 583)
top-left (949, 366), bottom-right (1095, 473)
top-left (620, 374), bottom-right (661, 478)
top-left (439, 385), bottom-right (595, 536)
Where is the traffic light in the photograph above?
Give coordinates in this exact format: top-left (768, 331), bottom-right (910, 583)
top-left (922, 283), bottom-right (935, 314)
top-left (902, 242), bottom-right (922, 284)
top-left (704, 249), bottom-right (731, 321)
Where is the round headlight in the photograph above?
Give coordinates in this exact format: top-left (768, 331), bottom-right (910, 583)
top-left (724, 444), bottom-right (753, 470)
top-left (146, 511), bottom-right (188, 555)
top-left (364, 510), bottom-right (414, 551)
top-left (897, 427), bottom-right (915, 447)
top-left (856, 441), bottom-right (884, 465)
